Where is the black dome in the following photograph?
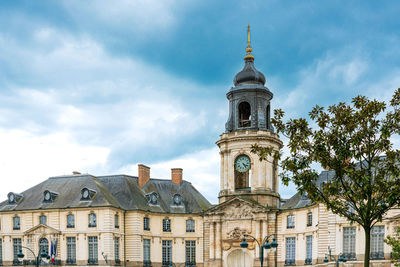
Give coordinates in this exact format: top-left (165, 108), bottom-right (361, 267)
top-left (233, 58), bottom-right (266, 86)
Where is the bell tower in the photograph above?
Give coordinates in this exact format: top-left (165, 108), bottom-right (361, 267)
top-left (216, 25), bottom-right (283, 206)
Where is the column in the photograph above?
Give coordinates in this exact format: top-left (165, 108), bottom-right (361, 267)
top-left (255, 220), bottom-right (261, 258)
top-left (209, 222), bottom-right (215, 259)
top-left (215, 222), bottom-right (221, 259)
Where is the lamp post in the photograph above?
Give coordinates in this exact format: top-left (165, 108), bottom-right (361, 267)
top-left (240, 233), bottom-right (278, 267)
top-left (17, 246), bottom-right (50, 267)
top-left (323, 246), bottom-right (346, 267)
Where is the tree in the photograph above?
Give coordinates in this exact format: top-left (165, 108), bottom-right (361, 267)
top-left (385, 226), bottom-right (400, 266)
top-left (251, 89), bottom-right (400, 267)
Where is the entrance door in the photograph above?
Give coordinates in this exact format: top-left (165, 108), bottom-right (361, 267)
top-left (227, 249), bottom-right (253, 267)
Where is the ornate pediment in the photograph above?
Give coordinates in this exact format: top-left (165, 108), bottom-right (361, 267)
top-left (24, 224), bottom-right (61, 236)
top-left (205, 197), bottom-right (268, 219)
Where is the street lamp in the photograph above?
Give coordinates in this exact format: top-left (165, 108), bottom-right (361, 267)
top-left (17, 246), bottom-right (50, 267)
top-left (323, 246), bottom-right (346, 267)
top-left (240, 233), bottom-right (278, 267)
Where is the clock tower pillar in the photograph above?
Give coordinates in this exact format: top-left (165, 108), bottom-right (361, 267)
top-left (216, 26), bottom-right (283, 206)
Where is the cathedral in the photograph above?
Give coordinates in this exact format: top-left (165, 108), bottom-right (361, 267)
top-left (0, 27), bottom-right (398, 267)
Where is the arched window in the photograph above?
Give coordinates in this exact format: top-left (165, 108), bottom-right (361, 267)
top-left (39, 238), bottom-right (49, 255)
top-left (238, 102), bottom-right (251, 128)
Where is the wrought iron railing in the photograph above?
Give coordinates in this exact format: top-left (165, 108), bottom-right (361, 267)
top-left (185, 262), bottom-right (196, 267)
top-left (87, 259), bottom-right (98, 265)
top-left (342, 252), bottom-right (356, 260)
top-left (143, 260), bottom-right (152, 267)
top-left (305, 258), bottom-right (312, 265)
top-left (285, 259), bottom-right (296, 265)
top-left (370, 251), bottom-right (384, 259)
top-left (162, 261), bottom-right (172, 267)
top-left (66, 258), bottom-right (76, 265)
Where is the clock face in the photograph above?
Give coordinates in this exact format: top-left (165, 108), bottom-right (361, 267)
top-left (235, 155), bottom-right (251, 172)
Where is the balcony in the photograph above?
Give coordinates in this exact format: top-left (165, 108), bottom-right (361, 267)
top-left (143, 260), bottom-right (152, 267)
top-left (285, 259), bottom-right (296, 265)
top-left (342, 253), bottom-right (356, 260)
top-left (162, 261), bottom-right (172, 267)
top-left (305, 258), bottom-right (312, 265)
top-left (88, 259), bottom-right (98, 265)
top-left (13, 259), bottom-right (22, 266)
top-left (185, 262), bottom-right (196, 267)
top-left (66, 258), bottom-right (76, 265)
top-left (370, 251), bottom-right (384, 260)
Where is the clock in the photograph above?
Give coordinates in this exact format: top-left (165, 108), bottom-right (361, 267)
top-left (235, 154), bottom-right (251, 172)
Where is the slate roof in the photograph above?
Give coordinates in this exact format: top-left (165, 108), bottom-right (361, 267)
top-left (0, 174), bottom-right (212, 214)
top-left (281, 169), bottom-right (335, 210)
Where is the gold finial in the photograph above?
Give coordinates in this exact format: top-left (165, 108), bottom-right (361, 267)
top-left (244, 24), bottom-right (254, 61)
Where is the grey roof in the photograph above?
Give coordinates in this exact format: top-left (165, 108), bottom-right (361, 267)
top-left (281, 170), bottom-right (335, 210)
top-left (0, 174), bottom-right (212, 214)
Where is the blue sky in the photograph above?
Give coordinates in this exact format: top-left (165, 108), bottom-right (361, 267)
top-left (0, 0), bottom-right (399, 203)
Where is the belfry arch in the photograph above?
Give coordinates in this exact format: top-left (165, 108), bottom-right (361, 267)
top-left (238, 101), bottom-right (251, 128)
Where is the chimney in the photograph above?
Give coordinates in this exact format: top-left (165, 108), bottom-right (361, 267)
top-left (171, 168), bottom-right (183, 186)
top-left (138, 164), bottom-right (150, 188)
top-left (72, 171), bottom-right (81, 175)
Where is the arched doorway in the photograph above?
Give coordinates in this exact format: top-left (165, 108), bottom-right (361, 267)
top-left (227, 249), bottom-right (253, 267)
top-left (39, 238), bottom-right (49, 255)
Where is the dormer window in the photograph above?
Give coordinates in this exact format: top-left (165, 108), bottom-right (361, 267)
top-left (8, 192), bottom-right (23, 204)
top-left (172, 194), bottom-right (183, 206)
top-left (81, 188), bottom-right (96, 201)
top-left (146, 192), bottom-right (159, 205)
top-left (43, 190), bottom-right (58, 203)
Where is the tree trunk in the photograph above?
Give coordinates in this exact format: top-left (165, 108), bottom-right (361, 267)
top-left (363, 225), bottom-right (371, 267)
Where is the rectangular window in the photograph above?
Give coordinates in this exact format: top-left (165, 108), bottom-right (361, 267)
top-left (343, 227), bottom-right (356, 260)
top-left (13, 238), bottom-right (22, 261)
top-left (88, 236), bottom-right (98, 264)
top-left (88, 213), bottom-right (97, 228)
top-left (143, 239), bottom-right (151, 266)
top-left (162, 240), bottom-right (172, 266)
top-left (307, 212), bottom-right (312, 227)
top-left (305, 235), bottom-right (312, 264)
top-left (186, 219), bottom-right (195, 232)
top-left (39, 215), bottom-right (47, 225)
top-left (144, 217), bottom-right (150, 231)
top-left (115, 214), bottom-right (119, 228)
top-left (371, 226), bottom-right (385, 259)
top-left (287, 215), bottom-right (295, 229)
top-left (285, 237), bottom-right (296, 265)
top-left (114, 237), bottom-right (120, 263)
top-left (67, 214), bottom-right (75, 228)
top-left (66, 237), bottom-right (76, 264)
top-left (185, 240), bottom-right (196, 266)
top-left (163, 219), bottom-right (171, 232)
top-left (13, 216), bottom-right (20, 230)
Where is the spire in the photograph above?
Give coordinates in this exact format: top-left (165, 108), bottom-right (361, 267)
top-left (244, 24), bottom-right (255, 61)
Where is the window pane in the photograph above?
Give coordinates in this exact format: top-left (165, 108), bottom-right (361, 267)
top-left (40, 216), bottom-right (47, 225)
top-left (371, 226), bottom-right (384, 259)
top-left (306, 235), bottom-right (312, 260)
top-left (67, 237), bottom-right (76, 264)
top-left (114, 237), bottom-right (119, 261)
top-left (285, 237), bottom-right (296, 264)
top-left (67, 214), bottom-right (75, 228)
top-left (89, 214), bottom-right (97, 227)
top-left (185, 240), bottom-right (196, 264)
top-left (162, 240), bottom-right (172, 265)
top-left (143, 239), bottom-right (151, 263)
top-left (186, 220), bottom-right (195, 232)
top-left (163, 219), bottom-right (171, 232)
top-left (144, 217), bottom-right (150, 231)
top-left (0, 238), bottom-right (2, 263)
top-left (115, 215), bottom-right (119, 228)
top-left (88, 236), bottom-right (98, 264)
top-left (13, 238), bottom-right (22, 260)
top-left (343, 227), bottom-right (356, 259)
top-left (13, 217), bottom-right (20, 230)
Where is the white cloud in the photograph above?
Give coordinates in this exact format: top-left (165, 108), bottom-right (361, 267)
top-left (0, 129), bottom-right (109, 200)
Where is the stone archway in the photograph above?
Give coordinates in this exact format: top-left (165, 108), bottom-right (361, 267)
top-left (227, 249), bottom-right (253, 267)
